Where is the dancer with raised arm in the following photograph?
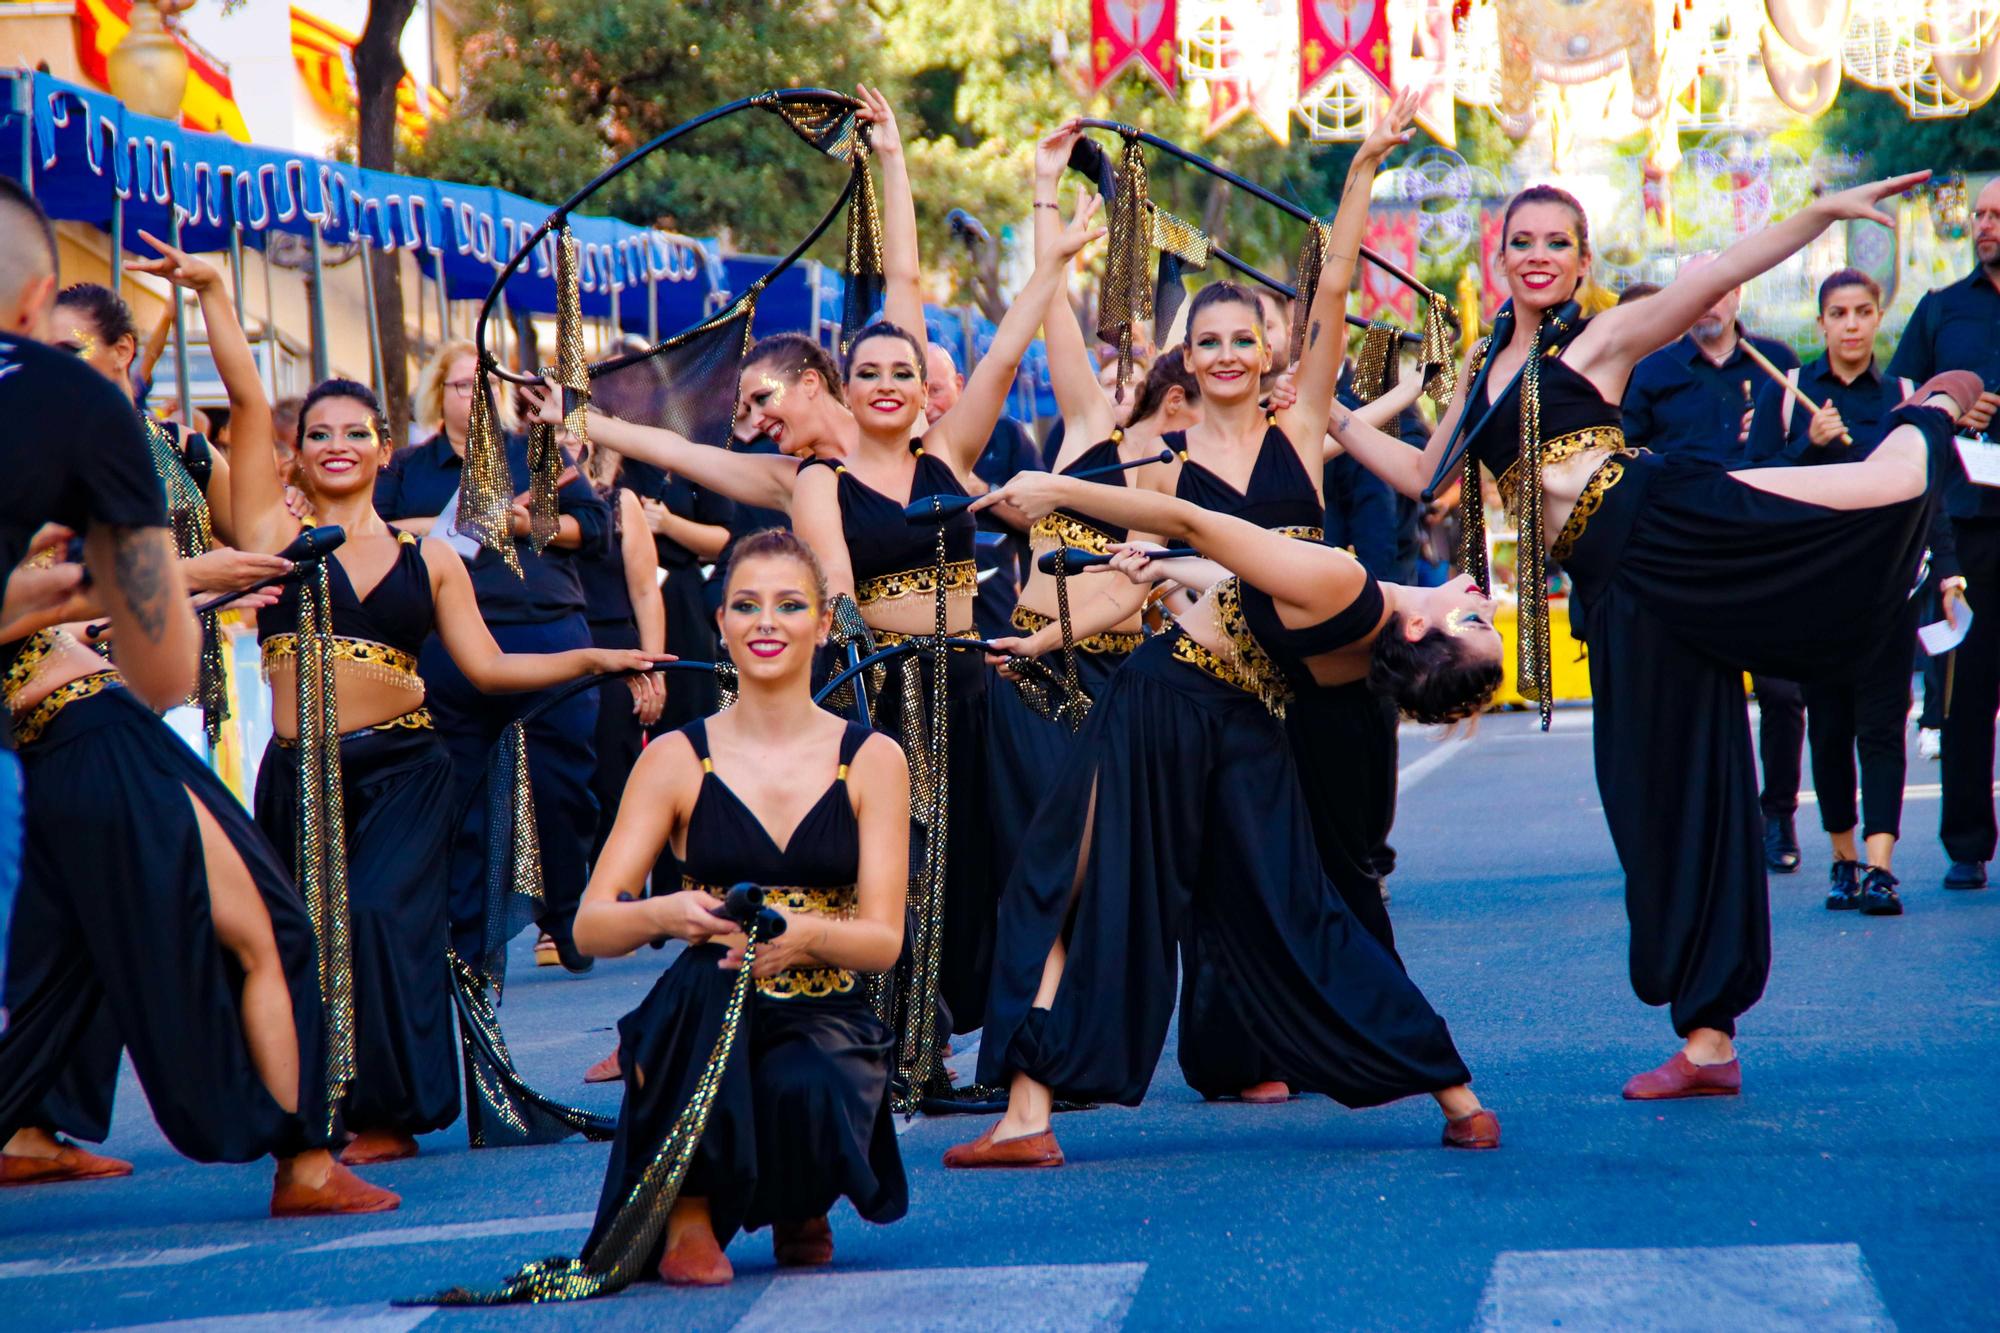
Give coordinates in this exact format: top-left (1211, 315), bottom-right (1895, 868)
top-left (1324, 166), bottom-right (1956, 1098)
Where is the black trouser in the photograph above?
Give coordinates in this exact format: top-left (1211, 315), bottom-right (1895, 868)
top-left (1941, 518), bottom-right (2000, 862)
top-left (1803, 601), bottom-right (1916, 843)
top-left (1753, 676), bottom-right (1804, 821)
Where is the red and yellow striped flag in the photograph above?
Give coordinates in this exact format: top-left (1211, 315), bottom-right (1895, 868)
top-left (73, 0), bottom-right (252, 141)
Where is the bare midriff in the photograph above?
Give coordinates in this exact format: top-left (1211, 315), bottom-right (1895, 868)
top-left (6, 635), bottom-right (118, 716)
top-left (265, 660), bottom-right (427, 740)
top-left (1532, 448), bottom-right (1623, 550)
top-left (859, 592), bottom-right (975, 639)
top-left (1018, 534), bottom-right (1145, 637)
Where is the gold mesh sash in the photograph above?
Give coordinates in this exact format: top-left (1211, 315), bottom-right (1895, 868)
top-left (12, 670), bottom-right (120, 746)
top-left (1171, 579), bottom-right (1290, 716)
top-left (1495, 426), bottom-right (1628, 527)
top-left (1419, 291), bottom-right (1459, 402)
top-left (1288, 220), bottom-right (1337, 370)
top-left (855, 559), bottom-right (976, 607)
top-left (527, 227), bottom-right (590, 551)
top-left (1012, 605), bottom-right (1143, 656)
top-left (460, 356), bottom-right (521, 574)
top-left (1097, 137), bottom-right (1153, 399)
top-left (143, 417), bottom-right (227, 744)
top-left (1149, 202), bottom-right (1212, 333)
top-left (1351, 322), bottom-right (1402, 404)
top-left (448, 948), bottom-right (614, 1150)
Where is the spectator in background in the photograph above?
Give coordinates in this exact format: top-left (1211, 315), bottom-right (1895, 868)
top-left (1889, 175), bottom-right (2000, 892)
top-left (1749, 269), bottom-right (1940, 916)
top-left (1616, 282), bottom-right (1661, 305)
top-left (1622, 255), bottom-right (1805, 877)
top-left (926, 342), bottom-right (1044, 639)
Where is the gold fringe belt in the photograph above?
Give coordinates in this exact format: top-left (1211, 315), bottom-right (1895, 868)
top-left (1167, 579), bottom-right (1291, 716)
top-left (262, 634), bottom-right (424, 690)
top-left (273, 707), bottom-right (435, 749)
top-left (683, 876), bottom-right (859, 1000)
top-left (855, 560), bottom-right (977, 607)
top-left (1550, 451), bottom-right (1641, 564)
top-left (12, 671), bottom-right (121, 746)
top-left (1496, 426), bottom-right (1628, 529)
top-left (1030, 511), bottom-right (1120, 556)
top-left (1273, 525), bottom-right (1326, 543)
top-left (1011, 605), bottom-right (1143, 656)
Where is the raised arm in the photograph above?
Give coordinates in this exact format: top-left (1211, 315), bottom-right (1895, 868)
top-left (1329, 339), bottom-right (1478, 498)
top-left (425, 539), bottom-right (660, 691)
top-left (976, 471), bottom-right (1365, 619)
top-left (1579, 171), bottom-right (1930, 379)
top-left (1280, 89), bottom-right (1419, 469)
top-left (856, 85), bottom-right (926, 356)
top-left (524, 385), bottom-right (801, 513)
top-left (132, 233), bottom-right (290, 555)
top-left (927, 195), bottom-right (1106, 476)
top-left (1034, 125), bottom-right (1120, 455)
top-left (791, 463), bottom-right (858, 606)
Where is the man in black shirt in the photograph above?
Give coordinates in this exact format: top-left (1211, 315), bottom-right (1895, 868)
top-left (1623, 259), bottom-right (1806, 874)
top-left (925, 343), bottom-right (1044, 638)
top-left (1889, 176), bottom-right (2000, 892)
top-left (375, 392), bottom-right (613, 968)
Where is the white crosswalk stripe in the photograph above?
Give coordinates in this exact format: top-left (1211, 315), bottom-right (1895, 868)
top-left (295, 1211), bottom-right (595, 1253)
top-left (1476, 1243), bottom-right (1894, 1331)
top-left (101, 1305), bottom-right (433, 1332)
top-left (0, 1242), bottom-right (254, 1280)
top-left (731, 1263), bottom-right (1148, 1332)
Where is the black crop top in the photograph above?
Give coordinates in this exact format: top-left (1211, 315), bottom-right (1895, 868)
top-left (257, 528), bottom-right (436, 656)
top-left (801, 444), bottom-right (976, 605)
top-left (1463, 331), bottom-right (1626, 509)
top-left (1238, 567), bottom-right (1387, 692)
top-left (1032, 434), bottom-right (1132, 552)
top-left (1168, 418), bottom-right (1323, 534)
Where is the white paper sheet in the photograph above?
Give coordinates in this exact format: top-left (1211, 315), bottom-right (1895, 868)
top-left (1955, 436), bottom-right (2000, 487)
top-left (432, 487), bottom-right (482, 560)
top-left (1919, 605), bottom-right (1973, 656)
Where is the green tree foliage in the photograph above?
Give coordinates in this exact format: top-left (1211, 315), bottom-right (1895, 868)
top-left (1817, 86), bottom-right (2000, 179)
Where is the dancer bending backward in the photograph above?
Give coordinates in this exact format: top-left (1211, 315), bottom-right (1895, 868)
top-left (941, 463), bottom-right (1502, 1166)
top-left (1325, 169), bottom-right (1957, 1099)
top-left (574, 529), bottom-right (908, 1288)
top-left (140, 234), bottom-right (660, 1166)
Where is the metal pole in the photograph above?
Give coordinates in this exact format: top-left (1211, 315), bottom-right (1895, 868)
top-left (610, 280), bottom-right (621, 355)
top-left (496, 287), bottom-right (511, 371)
top-left (307, 219), bottom-right (330, 383)
top-left (358, 238), bottom-right (386, 404)
top-left (168, 205), bottom-right (193, 429)
top-left (262, 235), bottom-right (279, 401)
top-left (647, 272), bottom-right (659, 345)
top-left (15, 78), bottom-right (31, 196)
top-left (108, 183), bottom-right (123, 299)
top-left (432, 251), bottom-right (450, 345)
top-left (808, 262), bottom-right (822, 345)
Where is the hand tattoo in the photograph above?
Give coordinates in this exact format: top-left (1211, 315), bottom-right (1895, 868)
top-left (111, 527), bottom-right (170, 641)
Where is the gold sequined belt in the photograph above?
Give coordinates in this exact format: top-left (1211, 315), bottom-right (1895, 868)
top-left (13, 671), bottom-right (121, 746)
top-left (261, 634), bottom-right (425, 691)
top-left (1497, 426), bottom-right (1628, 528)
top-left (1030, 511), bottom-right (1119, 556)
top-left (855, 560), bottom-right (977, 607)
top-left (1273, 525), bottom-right (1325, 543)
top-left (273, 707), bottom-right (435, 748)
top-left (683, 876), bottom-right (860, 1000)
top-left (1550, 449), bottom-right (1643, 563)
top-left (1012, 605), bottom-right (1144, 655)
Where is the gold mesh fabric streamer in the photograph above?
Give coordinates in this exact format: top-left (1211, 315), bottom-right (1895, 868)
top-left (406, 931), bottom-right (766, 1306)
top-left (841, 145), bottom-right (885, 351)
top-left (477, 720), bottom-right (546, 998)
top-left (757, 95), bottom-right (862, 161)
top-left (449, 949), bottom-right (615, 1148)
top-left (1351, 323), bottom-right (1402, 404)
top-left (1097, 138), bottom-right (1153, 400)
top-left (459, 360), bottom-right (522, 575)
top-left (1419, 292), bottom-right (1458, 403)
top-left (527, 228), bottom-right (591, 550)
top-left (1288, 220), bottom-right (1336, 370)
top-left (1148, 203), bottom-right (1212, 336)
top-left (1513, 321), bottom-right (1557, 731)
top-left (143, 418), bottom-right (227, 744)
top-left (293, 558), bottom-right (357, 1132)
top-left (1455, 336), bottom-right (1493, 597)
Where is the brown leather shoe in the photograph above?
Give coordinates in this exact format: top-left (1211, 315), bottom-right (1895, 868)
top-left (659, 1225), bottom-right (733, 1286)
top-left (583, 1046), bottom-right (622, 1084)
top-left (1442, 1108), bottom-right (1501, 1149)
top-left (339, 1130), bottom-right (419, 1165)
top-left (1622, 1051), bottom-right (1742, 1100)
top-left (773, 1215), bottom-right (834, 1267)
top-left (1238, 1082), bottom-right (1291, 1104)
top-left (270, 1159), bottom-right (401, 1217)
top-left (942, 1124), bottom-right (1064, 1169)
top-left (0, 1140), bottom-right (133, 1187)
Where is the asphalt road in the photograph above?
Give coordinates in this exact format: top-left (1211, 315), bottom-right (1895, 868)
top-left (3, 706), bottom-right (1995, 1331)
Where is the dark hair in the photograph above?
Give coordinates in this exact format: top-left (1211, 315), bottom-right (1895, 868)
top-left (742, 332), bottom-right (845, 404)
top-left (54, 283), bottom-right (138, 346)
top-left (1366, 611), bottom-right (1503, 726)
top-left (1818, 267), bottom-right (1883, 312)
top-left (0, 175), bottom-right (57, 280)
top-left (1615, 282), bottom-right (1661, 305)
top-left (842, 320), bottom-right (928, 381)
top-left (1126, 346), bottom-right (1200, 426)
top-left (298, 377), bottom-right (388, 451)
top-left (726, 527), bottom-right (829, 611)
top-left (1182, 282), bottom-right (1265, 345)
top-left (1501, 185), bottom-right (1592, 304)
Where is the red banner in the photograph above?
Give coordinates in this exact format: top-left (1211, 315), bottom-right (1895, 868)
top-left (1091, 0), bottom-right (1178, 95)
top-left (1477, 206), bottom-right (1508, 321)
top-left (74, 0), bottom-right (251, 140)
top-left (1360, 209), bottom-right (1419, 326)
top-left (1299, 0), bottom-right (1393, 97)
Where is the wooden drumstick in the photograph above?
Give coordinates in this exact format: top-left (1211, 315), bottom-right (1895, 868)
top-left (1738, 339), bottom-right (1854, 447)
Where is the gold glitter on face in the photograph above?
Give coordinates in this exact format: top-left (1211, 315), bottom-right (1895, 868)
top-left (57, 325), bottom-right (101, 363)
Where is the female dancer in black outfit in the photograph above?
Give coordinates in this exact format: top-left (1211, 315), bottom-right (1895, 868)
top-left (943, 472), bottom-right (1503, 1167)
top-left (572, 529), bottom-right (907, 1288)
top-left (1325, 168), bottom-right (1951, 1098)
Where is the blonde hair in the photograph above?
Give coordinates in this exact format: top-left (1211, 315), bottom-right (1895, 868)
top-left (416, 338), bottom-right (517, 436)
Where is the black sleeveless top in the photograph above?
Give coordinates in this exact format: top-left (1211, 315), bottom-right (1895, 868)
top-left (1239, 568), bottom-right (1387, 693)
top-left (1037, 435), bottom-right (1131, 549)
top-left (1464, 329), bottom-right (1626, 497)
top-left (577, 485), bottom-right (637, 630)
top-left (256, 528), bottom-right (435, 656)
top-left (1168, 417), bottom-right (1323, 534)
top-left (680, 717), bottom-right (873, 1001)
top-left (801, 444), bottom-right (975, 605)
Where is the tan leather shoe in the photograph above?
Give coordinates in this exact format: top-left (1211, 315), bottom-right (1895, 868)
top-left (270, 1159), bottom-right (400, 1217)
top-left (773, 1215), bottom-right (834, 1267)
top-left (339, 1130), bottom-right (419, 1165)
top-left (583, 1046), bottom-right (622, 1084)
top-left (1621, 1052), bottom-right (1741, 1100)
top-left (1442, 1108), bottom-right (1501, 1149)
top-left (1238, 1082), bottom-right (1291, 1104)
top-left (659, 1225), bottom-right (733, 1286)
top-left (0, 1140), bottom-right (132, 1187)
top-left (942, 1124), bottom-right (1064, 1169)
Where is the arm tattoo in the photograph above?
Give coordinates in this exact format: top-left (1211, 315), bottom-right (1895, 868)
top-left (1335, 411), bottom-right (1353, 434)
top-left (1309, 320), bottom-right (1322, 350)
top-left (112, 527), bottom-right (170, 642)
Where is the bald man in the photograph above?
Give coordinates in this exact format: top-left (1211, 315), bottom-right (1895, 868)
top-left (1891, 176), bottom-right (2000, 892)
top-left (926, 341), bottom-right (1045, 638)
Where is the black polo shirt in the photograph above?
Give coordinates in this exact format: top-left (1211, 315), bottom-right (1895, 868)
top-left (1622, 328), bottom-right (1799, 464)
top-left (374, 430), bottom-right (610, 625)
top-left (1888, 266), bottom-right (2000, 520)
top-left (1747, 355), bottom-right (1915, 464)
